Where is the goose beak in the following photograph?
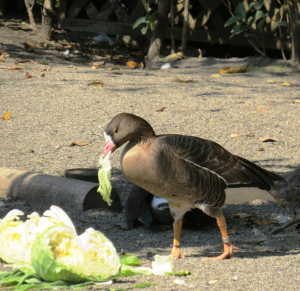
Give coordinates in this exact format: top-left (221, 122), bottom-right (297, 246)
top-left (101, 133), bottom-right (116, 158)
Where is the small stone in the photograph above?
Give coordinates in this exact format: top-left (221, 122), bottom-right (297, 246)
top-left (0, 201), bottom-right (6, 207)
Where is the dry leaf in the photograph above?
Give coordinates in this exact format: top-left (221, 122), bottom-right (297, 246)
top-left (255, 105), bottom-right (269, 112)
top-left (67, 142), bottom-right (89, 147)
top-left (0, 53), bottom-right (6, 62)
top-left (267, 80), bottom-right (276, 83)
top-left (112, 72), bottom-right (122, 75)
top-left (90, 65), bottom-right (100, 70)
top-left (40, 73), bottom-right (45, 77)
top-left (254, 220), bottom-right (277, 225)
top-left (230, 133), bottom-right (241, 138)
top-left (281, 82), bottom-right (291, 86)
top-left (23, 42), bottom-right (35, 52)
top-left (293, 100), bottom-right (300, 103)
top-left (174, 77), bottom-right (192, 83)
top-left (25, 72), bottom-right (32, 79)
top-left (88, 81), bottom-right (104, 86)
top-left (126, 61), bottom-right (139, 69)
top-left (258, 137), bottom-right (279, 142)
top-left (1, 112), bottom-right (11, 120)
top-left (109, 67), bottom-right (120, 70)
top-left (156, 107), bottom-right (167, 112)
top-left (208, 280), bottom-right (218, 285)
top-left (237, 100), bottom-right (246, 103)
top-left (39, 66), bottom-right (51, 71)
top-left (231, 212), bottom-right (255, 219)
top-left (219, 67), bottom-right (247, 74)
top-left (10, 67), bottom-right (22, 70)
top-left (14, 59), bottom-right (31, 64)
top-left (210, 74), bottom-right (222, 78)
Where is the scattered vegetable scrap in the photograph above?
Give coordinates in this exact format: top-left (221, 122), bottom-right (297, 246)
top-left (293, 100), bottom-right (300, 103)
top-left (88, 81), bottom-right (104, 86)
top-left (219, 67), bottom-right (247, 74)
top-left (1, 112), bottom-right (11, 120)
top-left (255, 105), bottom-right (269, 112)
top-left (281, 82), bottom-right (292, 86)
top-left (38, 66), bottom-right (51, 71)
top-left (98, 153), bottom-right (113, 206)
top-left (159, 53), bottom-right (183, 63)
top-left (174, 77), bottom-right (192, 83)
top-left (210, 74), bottom-right (222, 78)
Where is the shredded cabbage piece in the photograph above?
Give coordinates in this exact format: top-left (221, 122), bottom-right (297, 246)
top-left (97, 153), bottom-right (113, 206)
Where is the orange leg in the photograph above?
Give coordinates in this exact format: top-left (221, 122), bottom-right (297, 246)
top-left (170, 218), bottom-right (185, 259)
top-left (202, 215), bottom-right (239, 261)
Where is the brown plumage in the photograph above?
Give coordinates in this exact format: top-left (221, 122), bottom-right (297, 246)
top-left (101, 113), bottom-right (286, 260)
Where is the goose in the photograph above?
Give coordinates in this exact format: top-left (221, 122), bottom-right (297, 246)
top-left (101, 113), bottom-right (286, 260)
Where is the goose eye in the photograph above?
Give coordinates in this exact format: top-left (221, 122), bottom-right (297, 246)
top-left (113, 128), bottom-right (118, 133)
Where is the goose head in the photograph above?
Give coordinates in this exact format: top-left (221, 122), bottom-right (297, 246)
top-left (101, 113), bottom-right (156, 158)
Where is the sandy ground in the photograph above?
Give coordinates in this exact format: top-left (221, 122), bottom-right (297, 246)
top-left (1, 20), bottom-right (300, 290)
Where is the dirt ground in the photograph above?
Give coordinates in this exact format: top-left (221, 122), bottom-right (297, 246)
top-left (1, 18), bottom-right (300, 290)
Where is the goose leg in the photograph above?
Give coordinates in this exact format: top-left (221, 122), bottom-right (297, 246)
top-left (171, 218), bottom-right (185, 259)
top-left (202, 215), bottom-right (239, 261)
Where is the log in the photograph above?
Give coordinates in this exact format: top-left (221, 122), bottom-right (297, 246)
top-left (0, 167), bottom-right (121, 212)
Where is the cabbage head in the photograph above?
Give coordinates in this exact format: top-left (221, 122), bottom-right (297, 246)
top-left (0, 209), bottom-right (40, 266)
top-left (31, 224), bottom-right (121, 283)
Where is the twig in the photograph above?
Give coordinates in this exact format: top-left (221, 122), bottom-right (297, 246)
top-left (24, 0), bottom-right (37, 31)
top-left (271, 218), bottom-right (300, 234)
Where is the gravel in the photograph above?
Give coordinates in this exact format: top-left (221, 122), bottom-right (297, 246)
top-left (1, 25), bottom-right (300, 290)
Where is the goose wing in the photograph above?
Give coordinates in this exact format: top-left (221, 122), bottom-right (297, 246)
top-left (158, 135), bottom-right (284, 190)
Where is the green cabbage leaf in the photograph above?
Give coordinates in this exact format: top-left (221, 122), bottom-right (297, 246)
top-left (97, 153), bottom-right (113, 206)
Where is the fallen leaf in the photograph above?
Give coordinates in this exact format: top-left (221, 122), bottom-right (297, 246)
top-left (210, 74), bottom-right (222, 78)
top-left (1, 112), bottom-right (11, 120)
top-left (156, 106), bottom-right (166, 112)
top-left (281, 82), bottom-right (291, 86)
top-left (258, 137), bottom-right (279, 142)
top-left (112, 72), bottom-right (123, 75)
top-left (14, 59), bottom-right (31, 64)
top-left (293, 100), bottom-right (300, 103)
top-left (254, 220), bottom-right (277, 225)
top-left (255, 105), bottom-right (269, 112)
top-left (237, 100), bottom-right (246, 103)
top-left (90, 65), bottom-right (100, 70)
top-left (11, 66), bottom-right (22, 70)
top-left (88, 82), bottom-right (104, 86)
top-left (232, 212), bottom-right (255, 219)
top-left (67, 142), bottom-right (89, 147)
top-left (25, 72), bottom-right (32, 79)
top-left (23, 42), bottom-right (35, 52)
top-left (230, 133), bottom-right (241, 138)
top-left (219, 67), bottom-right (247, 74)
top-left (39, 66), bottom-right (51, 71)
top-left (109, 67), bottom-right (120, 70)
top-left (267, 80), bottom-right (277, 83)
top-left (0, 53), bottom-right (5, 62)
top-left (159, 53), bottom-right (183, 63)
top-left (126, 61), bottom-right (139, 69)
top-left (40, 73), bottom-right (45, 77)
top-left (92, 61), bottom-right (105, 67)
top-left (174, 77), bottom-right (192, 83)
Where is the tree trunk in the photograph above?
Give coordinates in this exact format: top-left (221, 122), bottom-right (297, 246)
top-left (146, 0), bottom-right (170, 68)
top-left (287, 0), bottom-right (300, 63)
top-left (39, 0), bottom-right (55, 40)
top-left (24, 0), bottom-right (37, 31)
top-left (181, 0), bottom-right (190, 55)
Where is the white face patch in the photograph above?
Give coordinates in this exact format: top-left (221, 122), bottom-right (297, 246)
top-left (104, 132), bottom-right (114, 144)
